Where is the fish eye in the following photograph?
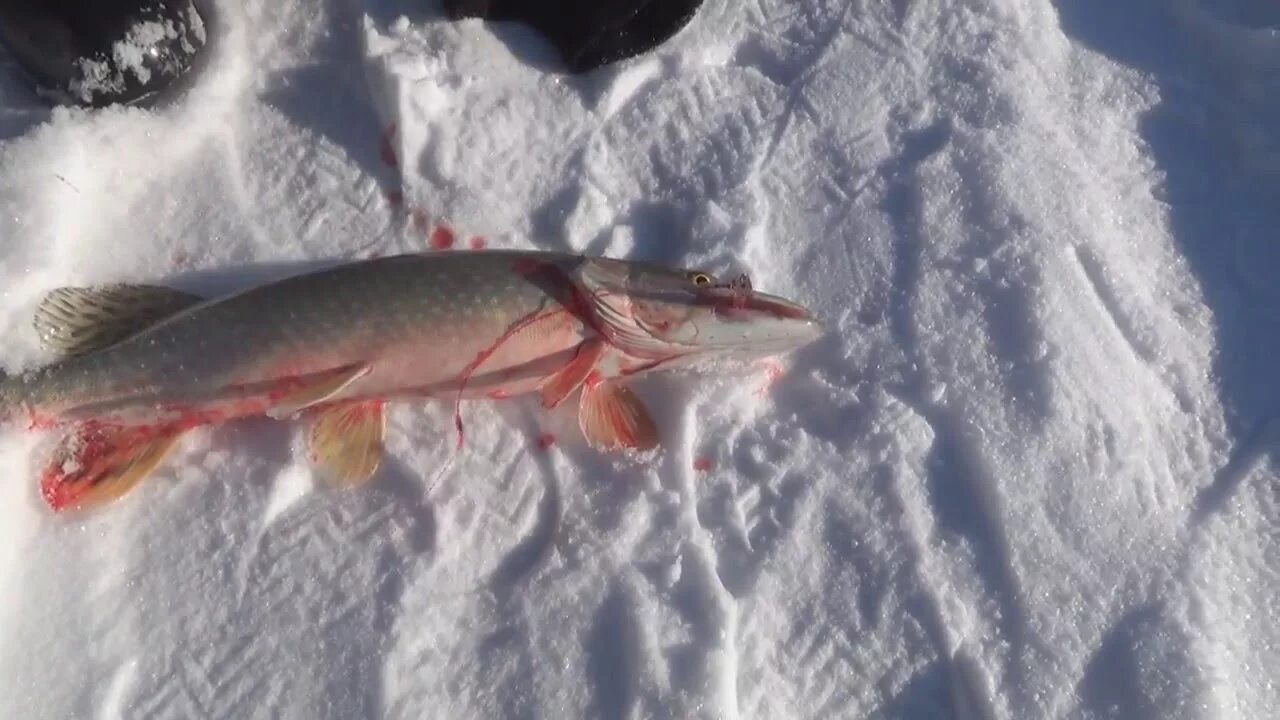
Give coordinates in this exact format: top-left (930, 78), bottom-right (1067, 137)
top-left (689, 272), bottom-right (715, 287)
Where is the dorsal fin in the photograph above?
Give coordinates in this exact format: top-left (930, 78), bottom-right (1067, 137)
top-left (33, 283), bottom-right (205, 357)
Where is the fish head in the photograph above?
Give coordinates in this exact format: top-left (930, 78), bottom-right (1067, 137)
top-left (576, 257), bottom-right (823, 366)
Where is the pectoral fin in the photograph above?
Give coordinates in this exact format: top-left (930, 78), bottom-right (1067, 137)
top-left (540, 339), bottom-right (606, 409)
top-left (306, 401), bottom-right (385, 487)
top-left (34, 284), bottom-right (205, 357)
top-left (266, 364), bottom-right (372, 419)
top-left (578, 379), bottom-right (659, 452)
top-left (40, 425), bottom-right (184, 512)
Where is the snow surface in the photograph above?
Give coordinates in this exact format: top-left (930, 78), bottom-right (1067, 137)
top-left (0, 0), bottom-right (1277, 717)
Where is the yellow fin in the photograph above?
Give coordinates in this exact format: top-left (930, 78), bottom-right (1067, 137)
top-left (34, 284), bottom-right (205, 357)
top-left (306, 401), bottom-right (385, 487)
top-left (41, 425), bottom-right (184, 512)
top-left (578, 378), bottom-right (659, 452)
top-left (266, 364), bottom-right (372, 419)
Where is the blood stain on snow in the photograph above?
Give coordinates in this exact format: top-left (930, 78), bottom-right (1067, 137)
top-left (430, 225), bottom-right (456, 250)
top-left (378, 122), bottom-right (398, 168)
top-left (537, 433), bottom-right (557, 451)
top-left (693, 456), bottom-right (714, 472)
top-left (469, 235), bottom-right (487, 250)
top-left (384, 189), bottom-right (403, 207)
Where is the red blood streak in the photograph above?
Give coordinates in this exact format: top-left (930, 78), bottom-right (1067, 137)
top-left (487, 389), bottom-right (510, 400)
top-left (469, 235), bottom-right (486, 250)
top-left (449, 264), bottom-right (611, 450)
top-left (693, 457), bottom-right (714, 472)
top-left (384, 189), bottom-right (403, 207)
top-left (429, 225), bottom-right (455, 250)
top-left (536, 433), bottom-right (557, 451)
top-left (41, 477), bottom-right (69, 510)
top-left (411, 207), bottom-right (431, 234)
top-left (378, 122), bottom-right (398, 168)
top-left (41, 424), bottom-right (169, 511)
top-left (450, 308), bottom-right (572, 450)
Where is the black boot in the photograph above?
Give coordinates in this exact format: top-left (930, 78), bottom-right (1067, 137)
top-left (0, 0), bottom-right (208, 108)
top-left (444, 0), bottom-right (704, 73)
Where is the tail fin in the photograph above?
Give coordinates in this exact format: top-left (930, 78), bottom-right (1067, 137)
top-left (40, 423), bottom-right (185, 512)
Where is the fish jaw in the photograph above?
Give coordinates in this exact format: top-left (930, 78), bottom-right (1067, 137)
top-left (686, 289), bottom-right (823, 358)
top-left (576, 258), bottom-right (824, 364)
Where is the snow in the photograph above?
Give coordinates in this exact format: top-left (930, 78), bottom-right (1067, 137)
top-left (0, 0), bottom-right (1276, 717)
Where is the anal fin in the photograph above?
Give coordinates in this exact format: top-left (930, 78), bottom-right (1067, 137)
top-left (34, 284), bottom-right (205, 357)
top-left (41, 424), bottom-right (184, 512)
top-left (306, 401), bottom-right (385, 487)
top-left (578, 378), bottom-right (659, 452)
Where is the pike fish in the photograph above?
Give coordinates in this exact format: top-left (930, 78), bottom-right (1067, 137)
top-left (0, 250), bottom-right (822, 512)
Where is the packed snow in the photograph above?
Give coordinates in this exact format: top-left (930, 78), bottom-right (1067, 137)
top-left (1, 0), bottom-right (1277, 718)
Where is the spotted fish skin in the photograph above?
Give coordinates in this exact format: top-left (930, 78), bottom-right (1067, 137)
top-left (2, 251), bottom-right (594, 426)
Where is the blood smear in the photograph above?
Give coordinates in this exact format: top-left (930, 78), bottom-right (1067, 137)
top-left (537, 433), bottom-right (557, 451)
top-left (430, 225), bottom-right (456, 250)
top-left (469, 235), bottom-right (486, 250)
top-left (693, 457), bottom-right (714, 472)
top-left (378, 122), bottom-right (398, 168)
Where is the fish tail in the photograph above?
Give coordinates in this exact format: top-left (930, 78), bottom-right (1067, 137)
top-left (40, 423), bottom-right (184, 511)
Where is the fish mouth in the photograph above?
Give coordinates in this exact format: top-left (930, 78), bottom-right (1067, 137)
top-left (740, 291), bottom-right (819, 322)
top-left (697, 290), bottom-right (824, 355)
